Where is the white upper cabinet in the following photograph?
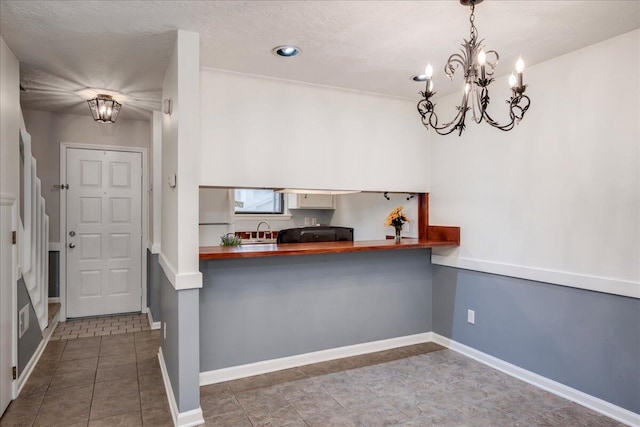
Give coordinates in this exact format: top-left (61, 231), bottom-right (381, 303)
top-left (288, 193), bottom-right (336, 210)
top-left (199, 69), bottom-right (430, 193)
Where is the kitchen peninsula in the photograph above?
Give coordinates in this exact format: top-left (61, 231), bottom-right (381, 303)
top-left (198, 194), bottom-right (460, 383)
top-left (200, 238), bottom-right (458, 260)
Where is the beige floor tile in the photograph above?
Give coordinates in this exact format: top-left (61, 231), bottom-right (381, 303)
top-left (100, 334), bottom-right (134, 345)
top-left (48, 370), bottom-right (96, 391)
top-left (55, 357), bottom-right (98, 375)
top-left (60, 347), bottom-right (100, 362)
top-left (138, 373), bottom-right (163, 391)
top-left (95, 363), bottom-right (137, 383)
top-left (136, 358), bottom-right (160, 377)
top-left (135, 332), bottom-right (160, 344)
top-left (99, 343), bottom-right (135, 358)
top-left (33, 398), bottom-right (91, 426)
top-left (92, 376), bottom-right (139, 400)
top-left (89, 390), bottom-right (141, 420)
top-left (139, 387), bottom-right (170, 411)
top-left (41, 384), bottom-right (94, 406)
top-left (88, 411), bottom-right (142, 427)
top-left (141, 406), bottom-right (173, 427)
top-left (204, 410), bottom-right (253, 427)
top-left (97, 352), bottom-right (137, 368)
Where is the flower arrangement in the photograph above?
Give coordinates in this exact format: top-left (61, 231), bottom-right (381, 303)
top-left (385, 205), bottom-right (410, 229)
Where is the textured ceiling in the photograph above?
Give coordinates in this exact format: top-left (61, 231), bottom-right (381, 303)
top-left (1, 1), bottom-right (638, 121)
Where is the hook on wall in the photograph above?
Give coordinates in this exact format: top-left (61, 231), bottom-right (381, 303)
top-left (383, 192), bottom-right (390, 201)
top-left (406, 194), bottom-right (415, 201)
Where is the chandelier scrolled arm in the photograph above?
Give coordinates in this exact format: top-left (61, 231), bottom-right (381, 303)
top-left (416, 0), bottom-right (530, 136)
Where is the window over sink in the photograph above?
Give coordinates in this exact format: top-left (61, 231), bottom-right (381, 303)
top-left (234, 189), bottom-right (284, 215)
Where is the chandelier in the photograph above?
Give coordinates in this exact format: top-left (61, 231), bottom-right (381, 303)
top-left (417, 0), bottom-right (530, 136)
top-left (87, 94), bottom-right (122, 124)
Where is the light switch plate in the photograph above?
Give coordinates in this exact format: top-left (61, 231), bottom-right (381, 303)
top-left (467, 309), bottom-right (475, 325)
top-left (19, 305), bottom-right (29, 338)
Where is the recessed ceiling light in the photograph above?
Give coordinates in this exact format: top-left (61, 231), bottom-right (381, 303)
top-left (411, 74), bottom-right (427, 82)
top-left (272, 45), bottom-right (301, 57)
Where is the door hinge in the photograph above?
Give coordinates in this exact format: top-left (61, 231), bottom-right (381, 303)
top-left (11, 231), bottom-right (16, 245)
top-left (12, 366), bottom-right (16, 380)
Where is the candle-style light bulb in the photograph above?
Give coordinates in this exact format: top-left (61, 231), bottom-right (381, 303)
top-left (508, 73), bottom-right (517, 88)
top-left (478, 50), bottom-right (487, 66)
top-left (515, 56), bottom-right (525, 73)
top-left (464, 82), bottom-right (471, 94)
top-left (425, 63), bottom-right (433, 79)
top-left (428, 80), bottom-right (433, 92)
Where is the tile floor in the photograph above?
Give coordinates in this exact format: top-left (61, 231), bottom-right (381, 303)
top-left (51, 313), bottom-right (150, 341)
top-left (1, 324), bottom-right (624, 427)
top-left (201, 345), bottom-right (624, 427)
top-left (0, 326), bottom-right (169, 426)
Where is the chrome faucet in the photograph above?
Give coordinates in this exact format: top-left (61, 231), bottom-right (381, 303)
top-left (256, 221), bottom-right (271, 238)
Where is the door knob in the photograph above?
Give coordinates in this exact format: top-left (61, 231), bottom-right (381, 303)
top-left (68, 243), bottom-right (76, 249)
top-left (69, 231), bottom-right (76, 236)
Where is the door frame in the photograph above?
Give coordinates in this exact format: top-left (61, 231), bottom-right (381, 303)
top-left (59, 143), bottom-right (148, 322)
top-left (0, 195), bottom-right (18, 410)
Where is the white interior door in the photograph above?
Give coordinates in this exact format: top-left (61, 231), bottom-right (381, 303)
top-left (0, 201), bottom-right (14, 416)
top-left (66, 148), bottom-right (142, 318)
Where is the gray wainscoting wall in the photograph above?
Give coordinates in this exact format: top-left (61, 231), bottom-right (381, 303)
top-left (48, 251), bottom-right (59, 298)
top-left (17, 277), bottom-right (43, 376)
top-left (199, 249), bottom-right (433, 372)
top-left (432, 265), bottom-right (640, 414)
top-left (147, 250), bottom-right (161, 322)
top-left (159, 266), bottom-right (200, 414)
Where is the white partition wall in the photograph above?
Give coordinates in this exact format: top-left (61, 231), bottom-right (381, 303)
top-left (199, 69), bottom-right (430, 193)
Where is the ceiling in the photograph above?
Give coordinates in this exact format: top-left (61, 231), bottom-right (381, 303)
top-left (1, 1), bottom-right (638, 121)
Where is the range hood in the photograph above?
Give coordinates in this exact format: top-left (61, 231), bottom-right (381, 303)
top-left (274, 188), bottom-right (361, 195)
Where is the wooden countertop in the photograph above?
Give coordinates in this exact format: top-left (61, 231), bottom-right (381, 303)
top-left (199, 238), bottom-right (458, 260)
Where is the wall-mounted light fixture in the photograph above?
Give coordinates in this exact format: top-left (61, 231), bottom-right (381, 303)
top-left (87, 94), bottom-right (122, 123)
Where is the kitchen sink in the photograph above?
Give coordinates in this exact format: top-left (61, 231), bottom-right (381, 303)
top-left (241, 238), bottom-right (277, 245)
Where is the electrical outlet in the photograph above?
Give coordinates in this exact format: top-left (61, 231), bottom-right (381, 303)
top-left (467, 309), bottom-right (475, 325)
top-left (163, 322), bottom-right (167, 339)
top-left (311, 217), bottom-right (317, 225)
top-left (19, 305), bottom-right (29, 338)
top-left (304, 217), bottom-right (310, 226)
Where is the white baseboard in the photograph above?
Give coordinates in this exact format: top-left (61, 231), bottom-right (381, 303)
top-left (48, 297), bottom-right (60, 304)
top-left (431, 334), bottom-right (640, 427)
top-left (48, 242), bottom-right (61, 252)
top-left (200, 332), bottom-right (433, 386)
top-left (147, 310), bottom-right (161, 330)
top-left (13, 308), bottom-right (60, 398)
top-left (158, 347), bottom-right (204, 427)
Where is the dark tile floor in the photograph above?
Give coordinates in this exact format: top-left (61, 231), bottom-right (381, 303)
top-left (201, 344), bottom-right (624, 427)
top-left (1, 334), bottom-right (624, 427)
top-left (0, 329), bottom-right (169, 427)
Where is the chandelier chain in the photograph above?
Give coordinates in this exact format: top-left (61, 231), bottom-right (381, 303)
top-left (469, 2), bottom-right (477, 41)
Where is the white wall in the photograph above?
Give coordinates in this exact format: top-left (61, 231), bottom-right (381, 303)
top-left (331, 193), bottom-right (418, 240)
top-left (0, 37), bottom-right (21, 199)
top-left (429, 30), bottom-right (640, 298)
top-left (199, 69), bottom-right (430, 193)
top-left (160, 30), bottom-right (202, 289)
top-left (22, 110), bottom-right (150, 244)
top-left (150, 111), bottom-right (162, 254)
